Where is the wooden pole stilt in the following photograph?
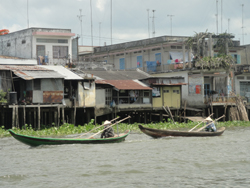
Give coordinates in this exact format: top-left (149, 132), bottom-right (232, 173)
top-left (38, 104), bottom-right (40, 130)
top-left (57, 105), bottom-right (60, 127)
top-left (12, 105), bottom-right (15, 128)
top-left (54, 108), bottom-right (57, 127)
top-left (62, 106), bottom-right (65, 125)
top-left (1, 107), bottom-right (4, 127)
top-left (74, 98), bottom-right (76, 126)
top-left (16, 106), bottom-right (19, 129)
top-left (34, 107), bottom-right (37, 129)
top-left (23, 106), bottom-right (26, 129)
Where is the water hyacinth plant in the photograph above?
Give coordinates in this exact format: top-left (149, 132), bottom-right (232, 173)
top-left (1, 119), bottom-right (250, 138)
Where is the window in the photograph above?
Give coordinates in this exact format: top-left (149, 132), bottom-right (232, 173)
top-left (53, 46), bottom-right (68, 59)
top-left (144, 91), bottom-right (150, 97)
top-left (22, 40), bottom-right (26, 44)
top-left (204, 84), bottom-right (210, 96)
top-left (34, 79), bottom-right (41, 90)
top-left (37, 45), bottom-right (45, 56)
top-left (105, 88), bottom-right (112, 105)
top-left (173, 90), bottom-right (180, 94)
top-left (37, 38), bottom-right (68, 43)
top-left (237, 76), bottom-right (244, 80)
top-left (152, 87), bottom-right (161, 97)
top-left (7, 43), bottom-right (11, 47)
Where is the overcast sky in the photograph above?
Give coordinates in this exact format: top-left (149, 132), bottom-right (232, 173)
top-left (1, 0), bottom-right (250, 46)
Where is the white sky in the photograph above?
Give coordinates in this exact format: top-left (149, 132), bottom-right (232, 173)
top-left (1, 0), bottom-right (250, 46)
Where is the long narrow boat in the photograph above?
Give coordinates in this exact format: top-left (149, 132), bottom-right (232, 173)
top-left (9, 129), bottom-right (130, 147)
top-left (138, 125), bottom-right (225, 138)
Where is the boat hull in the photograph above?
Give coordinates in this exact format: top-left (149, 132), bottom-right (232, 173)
top-left (9, 129), bottom-right (130, 147)
top-left (139, 125), bottom-right (225, 138)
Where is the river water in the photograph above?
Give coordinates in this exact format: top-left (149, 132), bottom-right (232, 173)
top-left (1, 127), bottom-right (250, 188)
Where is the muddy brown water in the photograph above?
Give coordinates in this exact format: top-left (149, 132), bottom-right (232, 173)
top-left (1, 127), bottom-right (250, 188)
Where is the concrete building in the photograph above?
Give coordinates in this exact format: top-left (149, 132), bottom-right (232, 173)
top-left (0, 27), bottom-right (76, 65)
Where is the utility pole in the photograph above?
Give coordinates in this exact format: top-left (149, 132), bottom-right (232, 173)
top-left (99, 22), bottom-right (101, 46)
top-left (147, 9), bottom-right (150, 38)
top-left (77, 9), bottom-right (83, 45)
top-left (27, 0), bottom-right (29, 28)
top-left (241, 4), bottom-right (244, 45)
top-left (110, 0), bottom-right (112, 44)
top-left (228, 18), bottom-right (230, 33)
top-left (152, 10), bottom-right (156, 37)
top-left (221, 0), bottom-right (223, 33)
top-left (90, 0), bottom-right (93, 47)
top-left (216, 0), bottom-right (218, 34)
top-left (167, 15), bottom-right (174, 36)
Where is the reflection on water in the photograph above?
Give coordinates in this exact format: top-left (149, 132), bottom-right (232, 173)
top-left (1, 127), bottom-right (250, 188)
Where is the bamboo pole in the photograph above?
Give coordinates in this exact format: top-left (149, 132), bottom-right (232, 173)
top-left (188, 113), bottom-right (214, 132)
top-left (76, 116), bottom-right (120, 138)
top-left (163, 106), bottom-right (175, 124)
top-left (195, 115), bottom-right (225, 132)
top-left (87, 116), bottom-right (131, 139)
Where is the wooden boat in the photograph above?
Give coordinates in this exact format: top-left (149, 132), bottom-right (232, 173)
top-left (138, 125), bottom-right (225, 138)
top-left (9, 129), bottom-right (130, 147)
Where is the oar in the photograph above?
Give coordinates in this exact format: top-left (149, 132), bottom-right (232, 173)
top-left (188, 113), bottom-right (214, 132)
top-left (195, 115), bottom-right (225, 132)
top-left (87, 116), bottom-right (131, 139)
top-left (76, 117), bottom-right (120, 139)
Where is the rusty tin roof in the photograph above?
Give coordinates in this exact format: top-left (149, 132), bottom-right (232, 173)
top-left (96, 80), bottom-right (152, 90)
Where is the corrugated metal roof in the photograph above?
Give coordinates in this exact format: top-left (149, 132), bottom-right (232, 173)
top-left (82, 69), bottom-right (151, 80)
top-left (0, 65), bottom-right (48, 70)
top-left (0, 58), bottom-right (37, 65)
top-left (152, 83), bottom-right (187, 86)
top-left (44, 66), bottom-right (83, 80)
top-left (101, 80), bottom-right (152, 90)
top-left (13, 70), bottom-right (64, 80)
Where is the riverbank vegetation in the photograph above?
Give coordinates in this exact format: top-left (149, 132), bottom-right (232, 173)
top-left (1, 120), bottom-right (250, 138)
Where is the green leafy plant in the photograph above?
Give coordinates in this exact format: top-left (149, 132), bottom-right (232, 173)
top-left (0, 90), bottom-right (7, 103)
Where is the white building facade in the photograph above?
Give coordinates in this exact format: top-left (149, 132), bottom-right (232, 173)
top-left (0, 28), bottom-right (75, 65)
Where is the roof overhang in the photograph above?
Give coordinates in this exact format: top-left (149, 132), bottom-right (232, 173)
top-left (13, 70), bottom-right (64, 80)
top-left (96, 80), bottom-right (152, 90)
top-left (32, 31), bottom-right (75, 37)
top-left (152, 83), bottom-right (187, 86)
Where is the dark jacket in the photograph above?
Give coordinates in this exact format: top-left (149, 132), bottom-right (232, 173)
top-left (101, 125), bottom-right (114, 138)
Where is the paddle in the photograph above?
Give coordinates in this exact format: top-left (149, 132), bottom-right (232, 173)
top-left (76, 116), bottom-right (120, 139)
top-left (195, 115), bottom-right (225, 132)
top-left (188, 113), bottom-right (214, 132)
top-left (87, 116), bottom-right (131, 139)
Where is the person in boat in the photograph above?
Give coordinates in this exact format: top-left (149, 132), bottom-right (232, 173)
top-left (101, 120), bottom-right (114, 138)
top-left (205, 117), bottom-right (217, 132)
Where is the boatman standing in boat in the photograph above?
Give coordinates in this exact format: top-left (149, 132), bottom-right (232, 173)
top-left (101, 120), bottom-right (114, 138)
top-left (205, 117), bottom-right (217, 132)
